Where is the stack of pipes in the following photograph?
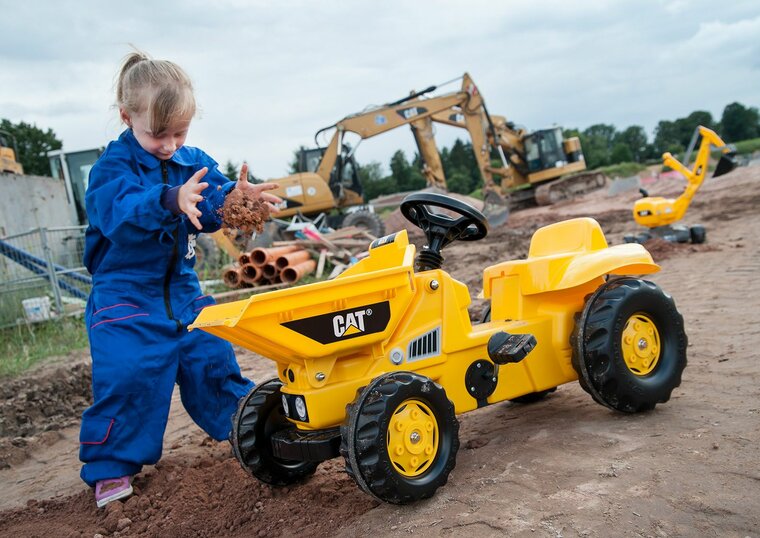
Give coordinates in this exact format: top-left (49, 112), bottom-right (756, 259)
top-left (222, 245), bottom-right (317, 289)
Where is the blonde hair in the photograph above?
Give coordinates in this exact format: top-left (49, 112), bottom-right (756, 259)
top-left (116, 50), bottom-right (196, 134)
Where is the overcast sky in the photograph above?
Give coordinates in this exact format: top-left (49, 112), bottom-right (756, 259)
top-left (2, 0), bottom-right (759, 178)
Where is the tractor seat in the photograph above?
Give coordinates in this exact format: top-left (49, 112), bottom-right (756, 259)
top-left (483, 218), bottom-right (657, 297)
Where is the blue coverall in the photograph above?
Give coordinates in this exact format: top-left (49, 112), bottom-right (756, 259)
top-left (79, 129), bottom-right (253, 486)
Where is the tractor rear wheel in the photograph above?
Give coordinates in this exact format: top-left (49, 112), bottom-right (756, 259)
top-left (231, 379), bottom-right (319, 485)
top-left (571, 278), bottom-right (687, 413)
top-left (342, 210), bottom-right (385, 238)
top-left (340, 372), bottom-right (458, 504)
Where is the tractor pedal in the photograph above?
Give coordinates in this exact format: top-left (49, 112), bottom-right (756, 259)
top-left (487, 332), bottom-right (536, 365)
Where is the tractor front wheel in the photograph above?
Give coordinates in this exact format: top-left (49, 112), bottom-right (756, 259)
top-left (340, 372), bottom-right (459, 504)
top-left (571, 278), bottom-right (687, 413)
top-left (231, 379), bottom-right (319, 485)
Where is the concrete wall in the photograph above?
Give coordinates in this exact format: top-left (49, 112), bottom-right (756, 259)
top-left (0, 172), bottom-right (78, 237)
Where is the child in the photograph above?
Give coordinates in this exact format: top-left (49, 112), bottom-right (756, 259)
top-left (79, 50), bottom-right (280, 508)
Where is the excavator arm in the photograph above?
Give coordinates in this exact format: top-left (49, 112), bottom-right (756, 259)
top-left (314, 75), bottom-right (482, 185)
top-left (634, 126), bottom-right (736, 228)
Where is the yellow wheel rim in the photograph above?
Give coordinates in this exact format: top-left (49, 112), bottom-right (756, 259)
top-left (386, 399), bottom-right (438, 477)
top-left (621, 313), bottom-right (661, 375)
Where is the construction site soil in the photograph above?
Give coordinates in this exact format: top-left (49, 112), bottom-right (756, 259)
top-left (1, 165), bottom-right (758, 537)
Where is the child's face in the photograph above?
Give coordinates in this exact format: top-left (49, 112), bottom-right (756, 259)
top-left (121, 108), bottom-right (192, 161)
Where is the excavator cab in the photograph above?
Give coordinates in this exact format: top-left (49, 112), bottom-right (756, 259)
top-left (297, 144), bottom-right (363, 200)
top-left (523, 127), bottom-right (567, 173)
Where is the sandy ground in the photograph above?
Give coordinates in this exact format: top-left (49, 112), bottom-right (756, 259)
top-left (1, 165), bottom-right (759, 537)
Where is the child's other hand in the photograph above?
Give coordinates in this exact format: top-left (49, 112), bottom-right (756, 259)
top-left (179, 167), bottom-right (209, 230)
top-left (236, 163), bottom-right (282, 214)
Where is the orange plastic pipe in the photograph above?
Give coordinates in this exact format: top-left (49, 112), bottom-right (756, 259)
top-left (240, 263), bottom-right (263, 284)
top-left (275, 249), bottom-right (312, 269)
top-left (251, 245), bottom-right (300, 267)
top-left (222, 265), bottom-right (243, 288)
top-left (281, 259), bottom-right (317, 284)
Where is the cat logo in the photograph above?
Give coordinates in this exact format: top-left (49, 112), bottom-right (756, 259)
top-left (282, 302), bottom-right (391, 344)
top-left (333, 308), bottom-right (371, 337)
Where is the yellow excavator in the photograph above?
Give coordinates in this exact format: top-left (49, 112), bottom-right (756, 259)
top-left (623, 126), bottom-right (736, 244)
top-left (266, 73), bottom-right (598, 230)
top-left (0, 130), bottom-right (24, 174)
top-left (408, 98), bottom-right (606, 216)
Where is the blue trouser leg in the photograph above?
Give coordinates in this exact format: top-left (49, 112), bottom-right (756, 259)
top-left (80, 301), bottom-right (179, 487)
top-left (177, 328), bottom-right (253, 441)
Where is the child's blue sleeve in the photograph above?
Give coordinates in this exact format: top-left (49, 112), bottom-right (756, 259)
top-left (193, 154), bottom-right (236, 234)
top-left (86, 153), bottom-right (179, 247)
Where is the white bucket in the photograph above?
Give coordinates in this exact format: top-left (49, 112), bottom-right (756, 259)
top-left (22, 296), bottom-right (52, 322)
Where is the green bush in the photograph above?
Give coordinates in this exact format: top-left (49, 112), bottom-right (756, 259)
top-left (732, 137), bottom-right (760, 155)
top-left (597, 162), bottom-right (648, 179)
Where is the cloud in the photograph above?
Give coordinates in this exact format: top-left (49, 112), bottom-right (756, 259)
top-left (1, 0), bottom-right (759, 177)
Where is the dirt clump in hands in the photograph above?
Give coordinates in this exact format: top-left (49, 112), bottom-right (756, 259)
top-left (219, 188), bottom-right (270, 235)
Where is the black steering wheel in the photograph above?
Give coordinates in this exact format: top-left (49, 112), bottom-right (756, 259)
top-left (400, 192), bottom-right (488, 271)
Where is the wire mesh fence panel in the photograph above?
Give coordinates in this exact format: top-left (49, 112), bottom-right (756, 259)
top-left (0, 226), bottom-right (90, 327)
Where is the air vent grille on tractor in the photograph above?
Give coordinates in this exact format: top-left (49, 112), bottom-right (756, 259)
top-left (407, 327), bottom-right (441, 362)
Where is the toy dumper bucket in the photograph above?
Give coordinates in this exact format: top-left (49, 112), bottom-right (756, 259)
top-left (189, 264), bottom-right (416, 362)
top-left (713, 151), bottom-right (737, 178)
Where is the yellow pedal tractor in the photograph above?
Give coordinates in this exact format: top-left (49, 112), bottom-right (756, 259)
top-left (190, 193), bottom-right (687, 504)
top-left (624, 126), bottom-right (736, 244)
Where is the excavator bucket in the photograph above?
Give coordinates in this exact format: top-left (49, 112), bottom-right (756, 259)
top-left (482, 190), bottom-right (510, 227)
top-left (713, 151), bottom-right (737, 178)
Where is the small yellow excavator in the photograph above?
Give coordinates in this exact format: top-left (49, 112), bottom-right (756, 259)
top-left (623, 126), bottom-right (736, 244)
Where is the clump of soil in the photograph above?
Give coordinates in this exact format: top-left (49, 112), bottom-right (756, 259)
top-left (219, 189), bottom-right (270, 235)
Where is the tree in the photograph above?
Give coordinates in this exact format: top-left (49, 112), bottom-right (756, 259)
top-left (389, 150), bottom-right (425, 192)
top-left (614, 126), bottom-right (648, 163)
top-left (288, 145), bottom-right (308, 173)
top-left (0, 119), bottom-right (63, 176)
top-left (223, 160), bottom-right (238, 182)
top-left (580, 124), bottom-right (617, 169)
top-left (610, 143), bottom-right (633, 164)
top-left (720, 102), bottom-right (760, 142)
top-left (653, 120), bottom-right (682, 156)
top-left (360, 161), bottom-right (397, 201)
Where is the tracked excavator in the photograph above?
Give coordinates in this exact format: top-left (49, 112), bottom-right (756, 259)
top-left (408, 95), bottom-right (607, 217)
top-left (274, 73), bottom-right (601, 230)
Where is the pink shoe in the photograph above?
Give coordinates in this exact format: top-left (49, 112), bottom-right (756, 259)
top-left (94, 476), bottom-right (133, 508)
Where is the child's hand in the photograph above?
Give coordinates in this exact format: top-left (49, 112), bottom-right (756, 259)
top-left (235, 163), bottom-right (282, 214)
top-left (179, 167), bottom-right (209, 230)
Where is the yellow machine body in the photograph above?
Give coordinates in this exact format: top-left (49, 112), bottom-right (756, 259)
top-left (0, 134), bottom-right (24, 175)
top-left (633, 126), bottom-right (734, 228)
top-left (191, 221), bottom-right (658, 431)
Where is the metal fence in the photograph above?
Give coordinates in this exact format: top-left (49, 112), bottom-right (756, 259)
top-left (0, 226), bottom-right (90, 327)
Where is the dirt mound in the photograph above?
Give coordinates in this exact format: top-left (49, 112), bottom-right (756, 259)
top-left (0, 437), bottom-right (377, 538)
top-left (0, 359), bottom-right (91, 468)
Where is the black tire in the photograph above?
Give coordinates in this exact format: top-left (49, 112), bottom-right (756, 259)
top-left (571, 278), bottom-right (687, 413)
top-left (689, 225), bottom-right (706, 244)
top-left (194, 234), bottom-right (221, 273)
top-left (481, 306), bottom-right (557, 404)
top-left (340, 372), bottom-right (459, 504)
top-left (231, 379), bottom-right (319, 485)
top-left (342, 210), bottom-right (385, 238)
